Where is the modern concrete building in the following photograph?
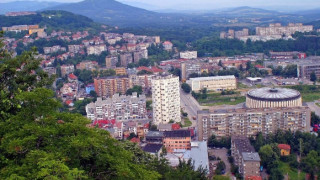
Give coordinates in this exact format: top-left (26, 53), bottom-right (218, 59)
top-left (180, 51), bottom-right (197, 59)
top-left (256, 23), bottom-right (313, 36)
top-left (163, 130), bottom-right (191, 153)
top-left (246, 87), bottom-right (302, 108)
top-left (231, 136), bottom-right (261, 178)
top-left (298, 60), bottom-right (320, 79)
top-left (60, 64), bottom-right (74, 77)
top-left (187, 75), bottom-right (237, 92)
top-left (197, 87), bottom-right (311, 140)
top-left (85, 92), bottom-right (147, 121)
top-left (120, 53), bottom-right (133, 67)
top-left (94, 76), bottom-right (131, 97)
top-left (105, 56), bottom-right (118, 69)
top-left (151, 75), bottom-right (181, 125)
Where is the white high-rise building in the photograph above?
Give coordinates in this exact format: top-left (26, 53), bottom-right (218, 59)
top-left (151, 75), bottom-right (181, 125)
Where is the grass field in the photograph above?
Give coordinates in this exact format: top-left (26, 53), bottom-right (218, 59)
top-left (182, 118), bottom-right (192, 127)
top-left (278, 162), bottom-right (305, 180)
top-left (301, 93), bottom-right (320, 102)
top-left (198, 92), bottom-right (246, 106)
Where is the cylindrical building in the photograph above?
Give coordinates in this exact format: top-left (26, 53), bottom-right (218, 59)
top-left (246, 87), bottom-right (302, 108)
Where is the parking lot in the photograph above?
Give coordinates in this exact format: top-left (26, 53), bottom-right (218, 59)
top-left (208, 148), bottom-right (231, 176)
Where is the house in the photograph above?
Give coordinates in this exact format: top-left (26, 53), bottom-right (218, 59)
top-left (163, 41), bottom-right (173, 51)
top-left (278, 144), bottom-right (291, 156)
top-left (130, 137), bottom-right (141, 144)
top-left (68, 73), bottom-right (78, 83)
top-left (143, 144), bottom-right (163, 157)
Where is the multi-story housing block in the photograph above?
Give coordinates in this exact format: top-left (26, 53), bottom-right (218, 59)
top-left (85, 92), bottom-right (147, 121)
top-left (180, 51), bottom-right (198, 59)
top-left (256, 23), bottom-right (313, 36)
top-left (94, 76), bottom-right (131, 97)
top-left (120, 53), bottom-right (133, 67)
top-left (76, 61), bottom-right (98, 71)
top-left (87, 44), bottom-right (106, 55)
top-left (60, 64), bottom-right (75, 77)
top-left (133, 49), bottom-right (148, 63)
top-left (151, 75), bottom-right (181, 125)
top-left (105, 56), bottom-right (118, 69)
top-left (187, 75), bottom-right (237, 92)
top-left (231, 136), bottom-right (261, 178)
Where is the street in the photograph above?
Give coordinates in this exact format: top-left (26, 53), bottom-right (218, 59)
top-left (180, 88), bottom-right (202, 128)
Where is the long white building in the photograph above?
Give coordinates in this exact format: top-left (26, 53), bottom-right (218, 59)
top-left (151, 75), bottom-right (181, 125)
top-left (187, 75), bottom-right (237, 92)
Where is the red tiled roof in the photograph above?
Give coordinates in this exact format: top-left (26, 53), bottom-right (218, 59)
top-left (163, 41), bottom-right (172, 45)
top-left (172, 123), bottom-right (181, 130)
top-left (130, 137), bottom-right (140, 143)
top-left (255, 64), bottom-right (264, 68)
top-left (137, 66), bottom-right (151, 72)
top-left (144, 123), bottom-right (149, 129)
top-left (278, 144), bottom-right (291, 150)
top-left (68, 73), bottom-right (78, 80)
top-left (65, 100), bottom-right (73, 105)
top-left (151, 66), bottom-right (163, 73)
top-left (246, 176), bottom-right (262, 180)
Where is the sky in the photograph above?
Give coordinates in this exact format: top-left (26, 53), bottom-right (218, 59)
top-left (1, 0), bottom-right (320, 11)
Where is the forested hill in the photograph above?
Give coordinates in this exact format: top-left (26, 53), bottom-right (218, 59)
top-left (0, 10), bottom-right (105, 31)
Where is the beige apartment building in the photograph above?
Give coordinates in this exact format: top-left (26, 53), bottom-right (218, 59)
top-left (197, 87), bottom-right (311, 140)
top-left (151, 75), bottom-right (181, 125)
top-left (94, 76), bottom-right (131, 97)
top-left (187, 75), bottom-right (237, 92)
top-left (231, 136), bottom-right (261, 178)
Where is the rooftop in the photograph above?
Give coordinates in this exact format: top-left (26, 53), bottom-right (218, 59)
top-left (278, 144), bottom-right (291, 150)
top-left (242, 152), bottom-right (261, 162)
top-left (189, 75), bottom-right (236, 81)
top-left (146, 131), bottom-right (164, 137)
top-left (164, 130), bottom-right (191, 138)
top-left (143, 144), bottom-right (163, 153)
top-left (247, 87), bottom-right (301, 101)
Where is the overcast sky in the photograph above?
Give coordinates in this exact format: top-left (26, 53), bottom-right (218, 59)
top-left (1, 0), bottom-right (320, 10)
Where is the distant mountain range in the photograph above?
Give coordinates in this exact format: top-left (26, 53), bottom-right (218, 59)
top-left (0, 1), bottom-right (62, 15)
top-left (1, 0), bottom-right (320, 28)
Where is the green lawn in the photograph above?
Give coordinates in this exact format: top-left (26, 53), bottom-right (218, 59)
top-left (199, 95), bottom-right (246, 106)
top-left (182, 118), bottom-right (192, 127)
top-left (301, 93), bottom-right (320, 102)
top-left (278, 162), bottom-right (305, 180)
top-left (237, 82), bottom-right (249, 89)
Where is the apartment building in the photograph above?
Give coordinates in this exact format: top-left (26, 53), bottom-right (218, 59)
top-left (85, 92), bottom-right (147, 121)
top-left (105, 56), bottom-right (118, 69)
top-left (256, 23), bottom-right (313, 36)
top-left (94, 76), bottom-right (131, 97)
top-left (133, 49), bottom-right (148, 63)
top-left (298, 60), bottom-right (320, 79)
top-left (76, 61), bottom-right (98, 71)
top-left (163, 130), bottom-right (191, 153)
top-left (60, 64), bottom-right (75, 77)
top-left (129, 74), bottom-right (157, 93)
top-left (151, 75), bottom-right (181, 125)
top-left (87, 44), bottom-right (106, 55)
top-left (197, 106), bottom-right (311, 140)
top-left (180, 51), bottom-right (198, 59)
top-left (187, 75), bottom-right (237, 92)
top-left (231, 136), bottom-right (261, 178)
top-left (120, 53), bottom-right (133, 67)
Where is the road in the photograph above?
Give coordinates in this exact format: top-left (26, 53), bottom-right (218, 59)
top-left (180, 88), bottom-right (202, 128)
top-left (307, 102), bottom-right (320, 117)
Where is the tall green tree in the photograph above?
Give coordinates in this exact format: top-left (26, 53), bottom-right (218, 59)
top-left (310, 71), bottom-right (317, 84)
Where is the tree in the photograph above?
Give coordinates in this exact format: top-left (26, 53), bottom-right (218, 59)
top-left (310, 71), bottom-right (317, 83)
top-left (259, 144), bottom-right (280, 173)
top-left (181, 83), bottom-right (191, 93)
top-left (301, 150), bottom-right (320, 179)
top-left (126, 85), bottom-right (143, 96)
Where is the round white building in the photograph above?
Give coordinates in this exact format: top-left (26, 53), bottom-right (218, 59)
top-left (246, 87), bottom-right (302, 108)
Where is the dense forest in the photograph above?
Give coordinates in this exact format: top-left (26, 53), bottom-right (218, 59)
top-left (193, 34), bottom-right (320, 57)
top-left (0, 10), bottom-right (105, 32)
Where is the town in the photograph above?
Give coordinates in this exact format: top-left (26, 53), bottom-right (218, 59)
top-left (1, 4), bottom-right (320, 180)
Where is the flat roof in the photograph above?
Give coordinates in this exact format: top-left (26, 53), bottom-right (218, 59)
top-left (242, 152), bottom-right (261, 162)
top-left (164, 130), bottom-right (191, 138)
top-left (189, 75), bottom-right (236, 81)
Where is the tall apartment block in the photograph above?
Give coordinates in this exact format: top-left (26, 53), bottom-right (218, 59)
top-left (94, 76), bottom-right (131, 97)
top-left (105, 56), bottom-right (118, 69)
top-left (151, 75), bottom-right (181, 125)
